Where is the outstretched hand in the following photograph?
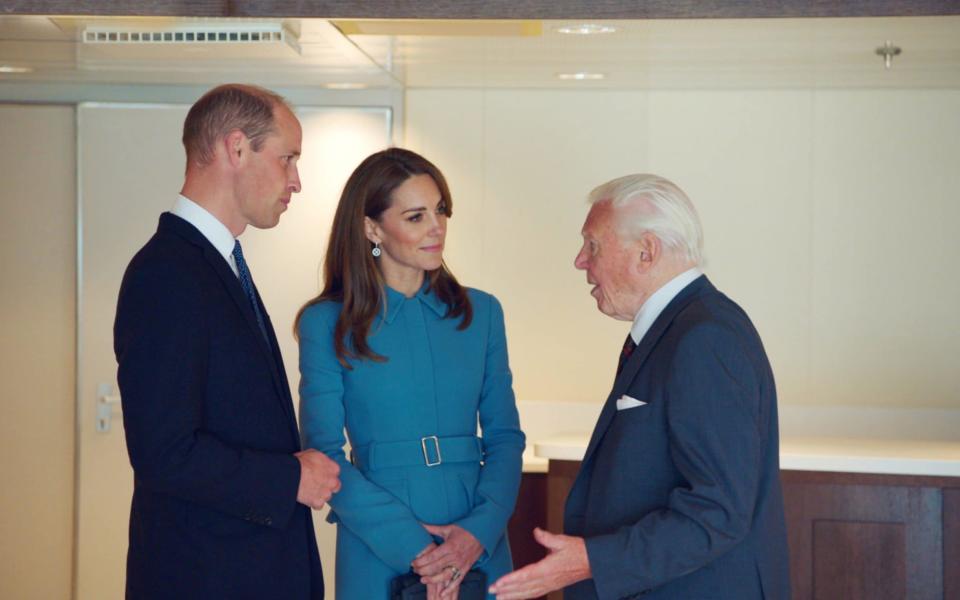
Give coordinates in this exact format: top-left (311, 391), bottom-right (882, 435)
top-left (488, 528), bottom-right (590, 599)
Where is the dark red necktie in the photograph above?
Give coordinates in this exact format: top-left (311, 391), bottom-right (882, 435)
top-left (616, 334), bottom-right (637, 376)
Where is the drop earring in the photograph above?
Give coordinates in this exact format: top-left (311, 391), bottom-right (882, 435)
top-left (372, 242), bottom-right (382, 258)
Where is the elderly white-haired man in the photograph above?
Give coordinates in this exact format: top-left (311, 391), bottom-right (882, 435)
top-left (491, 175), bottom-right (790, 599)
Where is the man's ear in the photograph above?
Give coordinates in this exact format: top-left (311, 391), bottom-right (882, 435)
top-left (635, 232), bottom-right (660, 273)
top-left (223, 130), bottom-right (246, 168)
top-left (363, 216), bottom-right (381, 244)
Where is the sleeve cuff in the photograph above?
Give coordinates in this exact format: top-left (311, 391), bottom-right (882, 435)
top-left (585, 533), bottom-right (652, 600)
top-left (455, 517), bottom-right (497, 564)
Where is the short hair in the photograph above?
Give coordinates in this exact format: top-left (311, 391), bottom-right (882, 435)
top-left (182, 84), bottom-right (291, 166)
top-left (588, 174), bottom-right (703, 265)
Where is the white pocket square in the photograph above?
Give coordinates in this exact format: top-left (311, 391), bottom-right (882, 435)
top-left (616, 395), bottom-right (647, 410)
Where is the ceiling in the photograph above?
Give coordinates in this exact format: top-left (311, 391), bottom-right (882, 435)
top-left (1, 15), bottom-right (959, 89)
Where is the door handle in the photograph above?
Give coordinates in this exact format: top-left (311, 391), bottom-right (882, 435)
top-left (96, 383), bottom-right (121, 433)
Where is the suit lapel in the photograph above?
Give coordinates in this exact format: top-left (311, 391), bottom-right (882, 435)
top-left (249, 283), bottom-right (299, 441)
top-left (200, 245), bottom-right (290, 390)
top-left (160, 214), bottom-right (299, 440)
top-left (578, 275), bottom-right (713, 469)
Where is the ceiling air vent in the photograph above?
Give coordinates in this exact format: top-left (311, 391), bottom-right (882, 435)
top-left (81, 24), bottom-right (300, 53)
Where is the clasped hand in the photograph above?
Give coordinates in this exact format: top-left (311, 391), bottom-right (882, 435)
top-left (412, 524), bottom-right (483, 600)
top-left (294, 449), bottom-right (341, 509)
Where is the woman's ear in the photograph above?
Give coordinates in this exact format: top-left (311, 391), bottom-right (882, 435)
top-left (363, 216), bottom-right (381, 244)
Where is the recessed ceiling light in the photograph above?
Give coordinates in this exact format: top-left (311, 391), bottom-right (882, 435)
top-left (556, 24), bottom-right (617, 35)
top-left (323, 83), bottom-right (369, 90)
top-left (0, 65), bottom-right (34, 74)
top-left (557, 72), bottom-right (606, 81)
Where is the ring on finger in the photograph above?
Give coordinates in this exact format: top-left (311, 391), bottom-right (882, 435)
top-left (442, 565), bottom-right (461, 584)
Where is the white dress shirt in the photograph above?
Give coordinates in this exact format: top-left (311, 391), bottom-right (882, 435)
top-left (629, 267), bottom-right (703, 345)
top-left (170, 194), bottom-right (239, 278)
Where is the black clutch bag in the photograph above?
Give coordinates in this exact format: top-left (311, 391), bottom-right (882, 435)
top-left (390, 570), bottom-right (487, 600)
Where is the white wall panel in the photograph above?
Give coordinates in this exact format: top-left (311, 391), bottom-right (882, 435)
top-left (0, 104), bottom-right (75, 600)
top-left (406, 87), bottom-right (960, 410)
top-left (646, 90), bottom-right (815, 406)
top-left (403, 89), bottom-right (486, 281)
top-left (810, 90), bottom-right (960, 407)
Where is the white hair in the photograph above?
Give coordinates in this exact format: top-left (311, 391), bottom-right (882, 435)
top-left (588, 174), bottom-right (703, 265)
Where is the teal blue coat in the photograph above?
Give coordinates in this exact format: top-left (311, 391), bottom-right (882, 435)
top-left (298, 285), bottom-right (525, 599)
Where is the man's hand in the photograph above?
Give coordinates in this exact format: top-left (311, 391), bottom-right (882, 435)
top-left (413, 524), bottom-right (484, 599)
top-left (294, 449), bottom-right (341, 509)
top-left (489, 528), bottom-right (591, 599)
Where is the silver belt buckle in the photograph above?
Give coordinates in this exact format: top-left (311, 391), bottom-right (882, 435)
top-left (421, 435), bottom-right (442, 466)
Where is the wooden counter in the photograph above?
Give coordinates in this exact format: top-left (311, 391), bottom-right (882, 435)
top-left (518, 436), bottom-right (960, 599)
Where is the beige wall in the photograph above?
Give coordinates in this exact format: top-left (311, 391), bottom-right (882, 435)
top-left (405, 88), bottom-right (960, 409)
top-left (0, 104), bottom-right (76, 598)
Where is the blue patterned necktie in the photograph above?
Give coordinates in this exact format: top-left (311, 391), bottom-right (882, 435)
top-left (232, 240), bottom-right (269, 343)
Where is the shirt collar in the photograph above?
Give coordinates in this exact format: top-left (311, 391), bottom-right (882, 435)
top-left (171, 194), bottom-right (236, 267)
top-left (382, 279), bottom-right (449, 324)
top-left (630, 267), bottom-right (703, 345)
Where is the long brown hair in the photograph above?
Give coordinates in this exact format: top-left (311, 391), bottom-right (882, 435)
top-left (295, 148), bottom-right (473, 368)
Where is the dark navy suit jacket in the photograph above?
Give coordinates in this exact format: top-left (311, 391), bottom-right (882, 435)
top-left (564, 276), bottom-right (790, 599)
top-left (114, 213), bottom-right (323, 599)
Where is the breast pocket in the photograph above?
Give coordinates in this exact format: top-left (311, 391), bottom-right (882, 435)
top-left (611, 399), bottom-right (654, 424)
top-left (607, 396), bottom-right (660, 451)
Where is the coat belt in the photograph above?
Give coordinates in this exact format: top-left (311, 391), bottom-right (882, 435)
top-left (351, 435), bottom-right (483, 471)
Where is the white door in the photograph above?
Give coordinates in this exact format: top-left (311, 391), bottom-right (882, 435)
top-left (76, 102), bottom-right (391, 599)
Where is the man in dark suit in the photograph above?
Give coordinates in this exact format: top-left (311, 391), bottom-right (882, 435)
top-left (114, 84), bottom-right (341, 599)
top-left (491, 174), bottom-right (789, 599)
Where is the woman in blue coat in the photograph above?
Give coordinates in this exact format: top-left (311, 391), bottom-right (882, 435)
top-left (296, 148), bottom-right (525, 599)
